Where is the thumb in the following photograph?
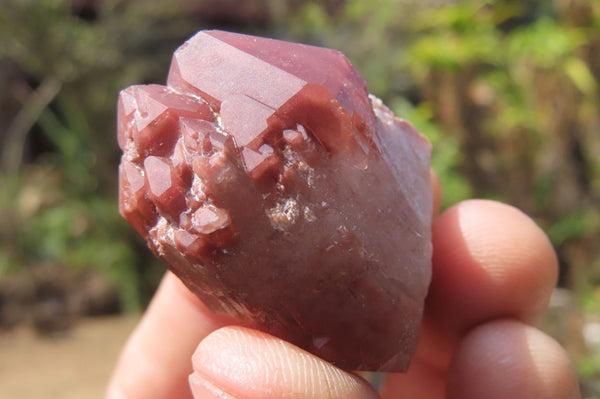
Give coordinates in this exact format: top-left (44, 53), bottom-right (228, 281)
top-left (189, 326), bottom-right (380, 399)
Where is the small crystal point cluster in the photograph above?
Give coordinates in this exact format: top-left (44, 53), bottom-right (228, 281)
top-left (118, 30), bottom-right (432, 372)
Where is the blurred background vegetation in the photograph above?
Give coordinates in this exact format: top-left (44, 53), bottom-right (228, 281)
top-left (0, 0), bottom-right (598, 394)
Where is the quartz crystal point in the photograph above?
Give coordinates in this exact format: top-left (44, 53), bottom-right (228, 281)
top-left (117, 30), bottom-right (432, 372)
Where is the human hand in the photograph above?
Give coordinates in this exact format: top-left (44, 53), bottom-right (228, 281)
top-left (107, 178), bottom-right (581, 398)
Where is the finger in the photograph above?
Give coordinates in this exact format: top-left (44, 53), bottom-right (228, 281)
top-left (106, 272), bottom-right (235, 399)
top-left (446, 319), bottom-right (581, 399)
top-left (428, 199), bottom-right (557, 335)
top-left (383, 199), bottom-right (558, 398)
top-left (190, 326), bottom-right (380, 399)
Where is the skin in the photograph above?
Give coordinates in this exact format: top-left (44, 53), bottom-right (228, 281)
top-left (107, 176), bottom-right (581, 399)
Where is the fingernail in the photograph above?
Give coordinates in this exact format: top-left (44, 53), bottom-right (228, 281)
top-left (189, 372), bottom-right (236, 399)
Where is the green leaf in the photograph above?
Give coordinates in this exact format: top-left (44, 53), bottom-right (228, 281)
top-left (564, 56), bottom-right (598, 97)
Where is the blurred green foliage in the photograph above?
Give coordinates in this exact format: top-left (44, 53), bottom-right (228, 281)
top-left (0, 0), bottom-right (599, 389)
top-left (0, 0), bottom-right (204, 310)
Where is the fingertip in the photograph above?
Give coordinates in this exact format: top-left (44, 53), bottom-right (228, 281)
top-left (446, 319), bottom-right (581, 399)
top-left (429, 199), bottom-right (558, 330)
top-left (189, 373), bottom-right (235, 399)
top-left (192, 326), bottom-right (380, 399)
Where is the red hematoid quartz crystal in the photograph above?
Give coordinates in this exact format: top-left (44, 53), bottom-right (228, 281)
top-left (118, 30), bottom-right (432, 372)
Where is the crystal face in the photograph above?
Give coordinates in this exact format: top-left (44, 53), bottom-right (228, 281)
top-left (117, 30), bottom-right (432, 372)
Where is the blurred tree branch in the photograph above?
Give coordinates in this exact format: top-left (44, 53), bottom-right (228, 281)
top-left (1, 77), bottom-right (62, 173)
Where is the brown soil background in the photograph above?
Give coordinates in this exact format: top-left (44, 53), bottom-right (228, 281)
top-left (0, 316), bottom-right (139, 399)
